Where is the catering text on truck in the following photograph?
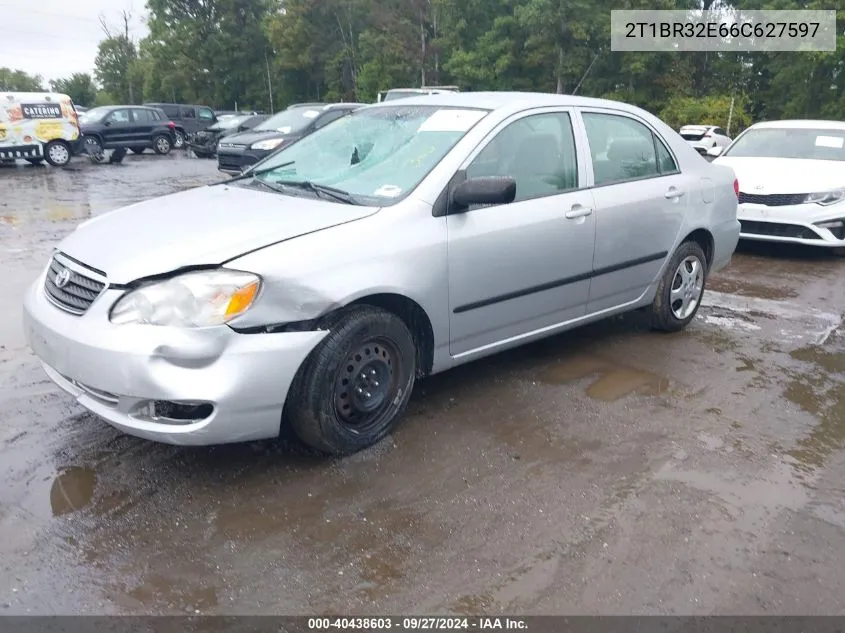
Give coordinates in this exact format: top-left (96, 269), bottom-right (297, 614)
top-left (0, 92), bottom-right (81, 166)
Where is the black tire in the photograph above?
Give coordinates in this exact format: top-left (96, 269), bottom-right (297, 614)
top-left (130, 147), bottom-right (145, 154)
top-left (285, 306), bottom-right (417, 455)
top-left (174, 129), bottom-right (186, 149)
top-left (25, 158), bottom-right (44, 166)
top-left (83, 135), bottom-right (103, 155)
top-left (152, 134), bottom-right (172, 155)
top-left (43, 140), bottom-right (71, 167)
top-left (648, 241), bottom-right (708, 332)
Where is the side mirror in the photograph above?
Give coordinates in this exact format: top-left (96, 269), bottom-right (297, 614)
top-left (103, 120), bottom-right (112, 126)
top-left (706, 145), bottom-right (724, 158)
top-left (452, 176), bottom-right (517, 210)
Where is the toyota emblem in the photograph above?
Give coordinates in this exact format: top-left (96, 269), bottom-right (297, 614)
top-left (54, 267), bottom-right (71, 288)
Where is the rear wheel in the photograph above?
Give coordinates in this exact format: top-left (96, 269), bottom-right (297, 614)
top-left (285, 306), bottom-right (417, 455)
top-left (173, 130), bottom-right (185, 149)
top-left (152, 134), bottom-right (171, 155)
top-left (43, 140), bottom-right (71, 167)
top-left (130, 147), bottom-right (145, 154)
top-left (648, 241), bottom-right (707, 332)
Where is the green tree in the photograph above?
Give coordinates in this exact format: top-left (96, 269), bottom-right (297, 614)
top-left (0, 68), bottom-right (44, 91)
top-left (49, 73), bottom-right (98, 106)
top-left (94, 12), bottom-right (141, 104)
top-left (140, 0), bottom-right (274, 109)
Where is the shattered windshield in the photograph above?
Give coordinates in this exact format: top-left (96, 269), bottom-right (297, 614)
top-left (248, 105), bottom-right (489, 206)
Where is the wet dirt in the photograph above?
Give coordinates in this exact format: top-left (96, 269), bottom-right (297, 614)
top-left (3, 153), bottom-right (845, 614)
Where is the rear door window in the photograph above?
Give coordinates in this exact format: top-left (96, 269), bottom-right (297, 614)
top-left (160, 105), bottom-right (180, 118)
top-left (582, 112), bottom-right (660, 185)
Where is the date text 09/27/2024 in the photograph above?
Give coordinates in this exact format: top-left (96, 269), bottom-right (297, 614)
top-left (306, 617), bottom-right (528, 630)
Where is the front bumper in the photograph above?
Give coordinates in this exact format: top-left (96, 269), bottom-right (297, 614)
top-left (737, 201), bottom-right (845, 247)
top-left (22, 266), bottom-right (327, 445)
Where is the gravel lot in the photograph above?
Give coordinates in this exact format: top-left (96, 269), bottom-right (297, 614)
top-left (2, 151), bottom-right (845, 615)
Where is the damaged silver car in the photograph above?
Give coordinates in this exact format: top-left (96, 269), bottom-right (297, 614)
top-left (23, 92), bottom-right (740, 455)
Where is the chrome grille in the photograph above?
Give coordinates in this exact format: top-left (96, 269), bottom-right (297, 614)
top-left (44, 256), bottom-right (106, 315)
top-left (738, 192), bottom-right (808, 206)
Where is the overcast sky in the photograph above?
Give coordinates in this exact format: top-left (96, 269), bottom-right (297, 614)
top-left (1, 0), bottom-right (149, 84)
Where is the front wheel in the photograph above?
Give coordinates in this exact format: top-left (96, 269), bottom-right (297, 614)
top-left (648, 241), bottom-right (707, 332)
top-left (43, 140), bottom-right (71, 167)
top-left (152, 134), bottom-right (171, 155)
top-left (285, 306), bottom-right (417, 455)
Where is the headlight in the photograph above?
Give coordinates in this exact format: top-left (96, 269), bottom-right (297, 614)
top-left (109, 269), bottom-right (261, 327)
top-left (251, 138), bottom-right (285, 151)
top-left (804, 188), bottom-right (845, 206)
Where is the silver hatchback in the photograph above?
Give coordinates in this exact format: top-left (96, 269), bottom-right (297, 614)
top-left (23, 92), bottom-right (740, 455)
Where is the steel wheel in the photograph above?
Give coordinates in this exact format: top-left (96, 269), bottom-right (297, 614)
top-left (44, 141), bottom-right (70, 166)
top-left (334, 337), bottom-right (400, 434)
top-left (669, 255), bottom-right (704, 320)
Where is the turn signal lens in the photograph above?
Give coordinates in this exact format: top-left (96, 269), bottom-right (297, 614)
top-left (225, 281), bottom-right (260, 318)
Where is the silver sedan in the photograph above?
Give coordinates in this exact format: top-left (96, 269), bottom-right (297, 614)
top-left (23, 92), bottom-right (740, 455)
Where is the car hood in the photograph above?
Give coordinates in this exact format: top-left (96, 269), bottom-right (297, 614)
top-left (57, 185), bottom-right (379, 284)
top-left (219, 129), bottom-right (294, 145)
top-left (715, 157), bottom-right (845, 194)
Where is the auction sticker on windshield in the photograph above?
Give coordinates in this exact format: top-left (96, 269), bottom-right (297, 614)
top-left (815, 135), bottom-right (844, 149)
top-left (374, 185), bottom-right (403, 197)
top-left (418, 109), bottom-right (486, 133)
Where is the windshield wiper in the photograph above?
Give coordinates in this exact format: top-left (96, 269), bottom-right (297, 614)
top-left (221, 161), bottom-right (296, 184)
top-left (272, 180), bottom-right (360, 205)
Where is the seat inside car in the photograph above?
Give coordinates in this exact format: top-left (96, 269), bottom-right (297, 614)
top-left (596, 137), bottom-right (656, 184)
top-left (509, 133), bottom-right (568, 199)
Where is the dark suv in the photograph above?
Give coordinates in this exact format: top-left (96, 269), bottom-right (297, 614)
top-left (77, 105), bottom-right (177, 156)
top-left (217, 102), bottom-right (365, 174)
top-left (144, 103), bottom-right (217, 148)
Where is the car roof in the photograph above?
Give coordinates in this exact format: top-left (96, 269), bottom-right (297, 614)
top-left (365, 91), bottom-right (650, 114)
top-left (749, 119), bottom-right (845, 131)
top-left (325, 102), bottom-right (367, 110)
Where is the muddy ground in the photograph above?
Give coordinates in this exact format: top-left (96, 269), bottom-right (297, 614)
top-left (2, 152), bottom-right (845, 615)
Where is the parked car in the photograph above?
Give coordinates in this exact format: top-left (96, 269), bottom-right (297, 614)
top-left (22, 91), bottom-right (739, 455)
top-left (188, 113), bottom-right (269, 158)
top-left (711, 119), bottom-right (845, 250)
top-left (217, 102), bottom-right (365, 174)
top-left (143, 102), bottom-right (217, 148)
top-left (0, 91), bottom-right (82, 166)
top-left (679, 125), bottom-right (731, 155)
top-left (377, 86), bottom-right (460, 102)
top-left (78, 105), bottom-right (177, 156)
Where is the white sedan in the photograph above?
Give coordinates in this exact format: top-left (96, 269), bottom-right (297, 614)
top-left (712, 120), bottom-right (845, 250)
top-left (680, 125), bottom-right (732, 155)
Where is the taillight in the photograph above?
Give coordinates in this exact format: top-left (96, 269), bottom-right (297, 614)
top-left (168, 121), bottom-right (175, 129)
top-left (733, 179), bottom-right (739, 198)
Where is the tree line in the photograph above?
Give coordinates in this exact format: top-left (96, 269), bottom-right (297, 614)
top-left (2, 0), bottom-right (842, 134)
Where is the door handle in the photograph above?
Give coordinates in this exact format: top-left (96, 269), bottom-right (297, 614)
top-left (665, 188), bottom-right (685, 199)
top-left (565, 205), bottom-right (593, 219)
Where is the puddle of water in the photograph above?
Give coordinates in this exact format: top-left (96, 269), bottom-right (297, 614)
top-left (783, 378), bottom-right (845, 473)
top-left (707, 276), bottom-right (798, 301)
top-left (539, 354), bottom-right (670, 401)
top-left (790, 346), bottom-right (845, 375)
top-left (49, 466), bottom-right (96, 517)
